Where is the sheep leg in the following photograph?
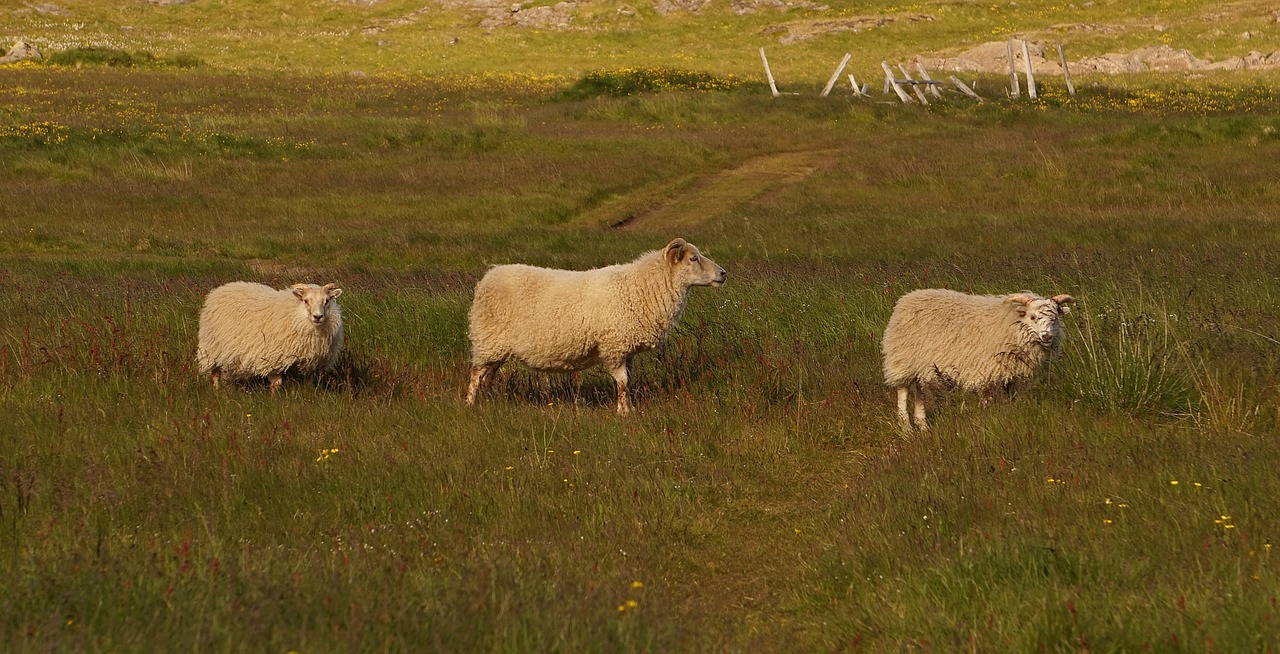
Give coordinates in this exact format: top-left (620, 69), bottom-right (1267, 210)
top-left (465, 362), bottom-right (501, 406)
top-left (210, 369), bottom-right (221, 389)
top-left (269, 374), bottom-right (283, 394)
top-left (609, 361), bottom-right (633, 416)
top-left (911, 382), bottom-right (929, 432)
top-left (896, 386), bottom-right (912, 428)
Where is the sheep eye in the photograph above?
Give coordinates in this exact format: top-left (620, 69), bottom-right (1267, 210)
top-left (691, 256), bottom-right (699, 262)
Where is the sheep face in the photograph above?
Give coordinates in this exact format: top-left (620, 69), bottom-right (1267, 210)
top-left (664, 238), bottom-right (727, 288)
top-left (291, 283), bottom-right (343, 325)
top-left (1005, 293), bottom-right (1074, 349)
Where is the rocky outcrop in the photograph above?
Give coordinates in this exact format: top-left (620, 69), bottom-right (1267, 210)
top-left (917, 41), bottom-right (1280, 75)
top-left (0, 41), bottom-right (42, 65)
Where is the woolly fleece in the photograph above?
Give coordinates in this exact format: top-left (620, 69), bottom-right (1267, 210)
top-left (882, 288), bottom-right (1073, 429)
top-left (466, 238), bottom-right (726, 414)
top-left (197, 281), bottom-right (344, 390)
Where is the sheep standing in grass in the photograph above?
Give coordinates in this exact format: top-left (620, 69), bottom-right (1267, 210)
top-left (197, 282), bottom-right (344, 393)
top-left (466, 238), bottom-right (727, 415)
top-left (882, 289), bottom-right (1075, 431)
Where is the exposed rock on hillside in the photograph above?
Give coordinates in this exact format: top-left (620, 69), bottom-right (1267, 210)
top-left (917, 41), bottom-right (1280, 75)
top-left (20, 3), bottom-right (69, 16)
top-left (731, 0), bottom-right (828, 17)
top-left (0, 40), bottom-right (42, 64)
top-left (654, 0), bottom-right (713, 15)
top-left (481, 1), bottom-right (579, 30)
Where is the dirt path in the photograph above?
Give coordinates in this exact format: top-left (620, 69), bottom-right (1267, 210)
top-left (595, 149), bottom-right (840, 231)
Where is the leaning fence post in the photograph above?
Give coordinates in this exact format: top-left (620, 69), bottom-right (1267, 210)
top-left (881, 62), bottom-right (912, 103)
top-left (950, 76), bottom-right (985, 103)
top-left (1057, 41), bottom-right (1075, 96)
top-left (821, 53), bottom-right (852, 97)
top-left (1007, 39), bottom-right (1021, 98)
top-left (759, 47), bottom-right (780, 98)
top-left (1020, 39), bottom-right (1037, 100)
top-left (915, 62), bottom-right (943, 99)
top-left (898, 64), bottom-right (929, 104)
top-left (848, 74), bottom-right (864, 97)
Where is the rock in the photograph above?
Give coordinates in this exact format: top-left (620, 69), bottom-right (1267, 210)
top-left (25, 3), bottom-right (70, 15)
top-left (655, 0), bottom-right (713, 15)
top-left (0, 41), bottom-right (42, 65)
top-left (917, 39), bottom-right (1062, 75)
top-left (919, 40), bottom-right (1280, 75)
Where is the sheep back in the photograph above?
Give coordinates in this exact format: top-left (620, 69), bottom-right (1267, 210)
top-left (882, 288), bottom-right (1051, 392)
top-left (468, 248), bottom-right (696, 372)
top-left (196, 281), bottom-right (344, 381)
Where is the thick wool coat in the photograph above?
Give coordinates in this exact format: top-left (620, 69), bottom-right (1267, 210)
top-left (197, 282), bottom-right (344, 381)
top-left (882, 288), bottom-right (1064, 393)
top-left (469, 248), bottom-right (698, 373)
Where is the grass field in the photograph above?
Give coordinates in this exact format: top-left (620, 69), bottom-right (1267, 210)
top-left (2, 1), bottom-right (1280, 651)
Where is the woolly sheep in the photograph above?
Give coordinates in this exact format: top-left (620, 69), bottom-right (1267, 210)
top-left (466, 238), bottom-right (727, 415)
top-left (881, 289), bottom-right (1075, 431)
top-left (196, 281), bottom-right (345, 393)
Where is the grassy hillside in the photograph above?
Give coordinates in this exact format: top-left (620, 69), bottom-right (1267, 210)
top-left (3, 0), bottom-right (1280, 78)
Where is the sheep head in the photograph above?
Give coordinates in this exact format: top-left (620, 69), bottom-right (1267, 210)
top-left (1005, 292), bottom-right (1072, 350)
top-left (291, 283), bottom-right (343, 325)
top-left (664, 238), bottom-right (727, 288)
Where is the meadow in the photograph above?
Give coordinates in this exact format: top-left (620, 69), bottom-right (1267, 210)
top-left (2, 34), bottom-right (1280, 654)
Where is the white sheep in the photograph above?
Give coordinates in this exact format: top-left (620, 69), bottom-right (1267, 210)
top-left (466, 238), bottom-right (727, 415)
top-left (881, 289), bottom-right (1075, 431)
top-left (196, 281), bottom-right (345, 393)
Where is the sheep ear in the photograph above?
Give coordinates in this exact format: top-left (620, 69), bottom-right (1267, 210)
top-left (665, 238), bottom-right (689, 265)
top-left (291, 284), bottom-right (307, 299)
top-left (324, 284), bottom-right (343, 299)
top-left (1003, 293), bottom-right (1034, 316)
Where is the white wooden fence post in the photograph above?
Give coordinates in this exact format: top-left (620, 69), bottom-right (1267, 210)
top-left (898, 64), bottom-right (929, 104)
top-left (950, 76), bottom-right (985, 103)
top-left (821, 53), bottom-right (852, 97)
top-left (1020, 39), bottom-right (1037, 99)
top-left (1057, 41), bottom-right (1075, 96)
top-left (881, 62), bottom-right (912, 103)
top-left (1007, 39), bottom-right (1021, 98)
top-left (759, 47), bottom-right (780, 98)
top-left (916, 63), bottom-right (943, 99)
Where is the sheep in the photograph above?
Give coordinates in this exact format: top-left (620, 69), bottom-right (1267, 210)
top-left (196, 281), bottom-right (345, 393)
top-left (881, 289), bottom-right (1075, 431)
top-left (465, 238), bottom-right (727, 415)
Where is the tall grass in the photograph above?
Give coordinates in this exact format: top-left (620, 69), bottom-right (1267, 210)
top-left (1, 67), bottom-right (1278, 650)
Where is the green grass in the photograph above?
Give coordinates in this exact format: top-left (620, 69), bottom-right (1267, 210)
top-left (4, 0), bottom-right (1279, 78)
top-left (2, 53), bottom-right (1280, 654)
